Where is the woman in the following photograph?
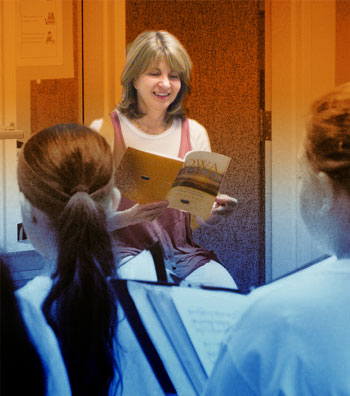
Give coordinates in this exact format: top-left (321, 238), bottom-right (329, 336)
top-left (16, 124), bottom-right (166, 396)
top-left (1, 257), bottom-right (71, 396)
top-left (203, 83), bottom-right (350, 395)
top-left (91, 30), bottom-right (237, 286)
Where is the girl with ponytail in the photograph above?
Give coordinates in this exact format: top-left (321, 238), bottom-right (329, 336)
top-left (17, 124), bottom-right (164, 395)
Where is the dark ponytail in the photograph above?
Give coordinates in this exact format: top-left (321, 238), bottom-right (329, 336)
top-left (42, 191), bottom-right (120, 396)
top-left (17, 124), bottom-right (121, 395)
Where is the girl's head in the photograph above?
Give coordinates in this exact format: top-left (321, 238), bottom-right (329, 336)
top-left (305, 82), bottom-right (350, 190)
top-left (300, 83), bottom-right (350, 256)
top-left (17, 123), bottom-right (118, 258)
top-left (17, 124), bottom-right (120, 396)
top-left (119, 30), bottom-right (192, 121)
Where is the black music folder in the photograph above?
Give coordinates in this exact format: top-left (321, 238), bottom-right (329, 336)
top-left (110, 277), bottom-right (248, 396)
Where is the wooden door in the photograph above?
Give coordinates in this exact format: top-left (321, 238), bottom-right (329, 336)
top-left (126, 0), bottom-right (264, 291)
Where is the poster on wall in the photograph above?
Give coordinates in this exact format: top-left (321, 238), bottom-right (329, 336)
top-left (16, 0), bottom-right (63, 67)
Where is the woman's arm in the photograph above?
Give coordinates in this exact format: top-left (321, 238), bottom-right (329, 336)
top-left (207, 194), bottom-right (238, 225)
top-left (194, 194), bottom-right (238, 228)
top-left (107, 201), bottom-right (169, 231)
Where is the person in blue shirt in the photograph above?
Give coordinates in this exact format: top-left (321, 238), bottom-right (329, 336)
top-left (203, 83), bottom-right (350, 395)
top-left (1, 257), bottom-right (71, 396)
top-left (16, 123), bottom-right (170, 395)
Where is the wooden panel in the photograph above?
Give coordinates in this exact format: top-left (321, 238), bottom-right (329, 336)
top-left (30, 0), bottom-right (80, 134)
top-left (126, 0), bottom-right (263, 291)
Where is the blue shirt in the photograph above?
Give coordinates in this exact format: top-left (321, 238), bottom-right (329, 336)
top-left (203, 257), bottom-right (350, 395)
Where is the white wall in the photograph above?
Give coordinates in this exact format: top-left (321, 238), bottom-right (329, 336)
top-left (267, 0), bottom-right (336, 280)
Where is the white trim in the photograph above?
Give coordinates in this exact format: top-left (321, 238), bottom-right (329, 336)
top-left (264, 0), bottom-right (272, 282)
top-left (269, 0), bottom-right (335, 280)
top-left (83, 0), bottom-right (125, 125)
top-left (1, 0), bottom-right (17, 127)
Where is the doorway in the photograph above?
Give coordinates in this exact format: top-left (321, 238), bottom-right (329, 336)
top-left (123, 0), bottom-right (265, 292)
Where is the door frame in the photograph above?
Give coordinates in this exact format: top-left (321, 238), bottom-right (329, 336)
top-left (265, 0), bottom-right (336, 281)
top-left (82, 0), bottom-right (125, 126)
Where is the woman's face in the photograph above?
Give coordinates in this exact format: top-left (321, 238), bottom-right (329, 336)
top-left (133, 59), bottom-right (181, 114)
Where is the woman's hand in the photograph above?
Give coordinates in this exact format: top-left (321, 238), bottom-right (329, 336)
top-left (205, 194), bottom-right (238, 226)
top-left (107, 201), bottom-right (169, 231)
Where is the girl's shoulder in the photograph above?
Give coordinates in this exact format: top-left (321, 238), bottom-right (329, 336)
top-left (16, 279), bottom-right (72, 396)
top-left (16, 276), bottom-right (52, 309)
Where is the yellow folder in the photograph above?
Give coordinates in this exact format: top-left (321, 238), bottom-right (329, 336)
top-left (114, 147), bottom-right (183, 203)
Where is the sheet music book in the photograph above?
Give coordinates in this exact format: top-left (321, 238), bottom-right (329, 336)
top-left (114, 147), bottom-right (231, 220)
top-left (111, 255), bottom-right (334, 395)
top-left (126, 281), bottom-right (248, 396)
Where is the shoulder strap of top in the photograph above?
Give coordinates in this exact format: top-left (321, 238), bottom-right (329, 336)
top-left (109, 111), bottom-right (127, 169)
top-left (98, 115), bottom-right (115, 149)
top-left (177, 118), bottom-right (192, 159)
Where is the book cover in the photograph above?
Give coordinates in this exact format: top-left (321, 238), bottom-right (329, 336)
top-left (114, 147), bottom-right (231, 220)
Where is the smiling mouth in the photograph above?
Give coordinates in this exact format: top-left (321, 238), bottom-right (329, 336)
top-left (154, 92), bottom-right (170, 98)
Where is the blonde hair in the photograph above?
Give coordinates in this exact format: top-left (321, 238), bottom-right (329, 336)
top-left (305, 82), bottom-right (350, 193)
top-left (118, 31), bottom-right (192, 122)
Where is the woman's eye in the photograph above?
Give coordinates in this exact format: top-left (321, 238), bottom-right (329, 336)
top-left (170, 74), bottom-right (179, 79)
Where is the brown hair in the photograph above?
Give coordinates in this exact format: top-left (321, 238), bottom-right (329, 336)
top-left (305, 82), bottom-right (350, 193)
top-left (17, 124), bottom-right (120, 396)
top-left (118, 30), bottom-right (192, 122)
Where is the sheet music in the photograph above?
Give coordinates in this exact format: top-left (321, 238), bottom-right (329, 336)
top-left (127, 281), bottom-right (248, 395)
top-left (127, 282), bottom-right (198, 396)
top-left (171, 287), bottom-right (248, 376)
